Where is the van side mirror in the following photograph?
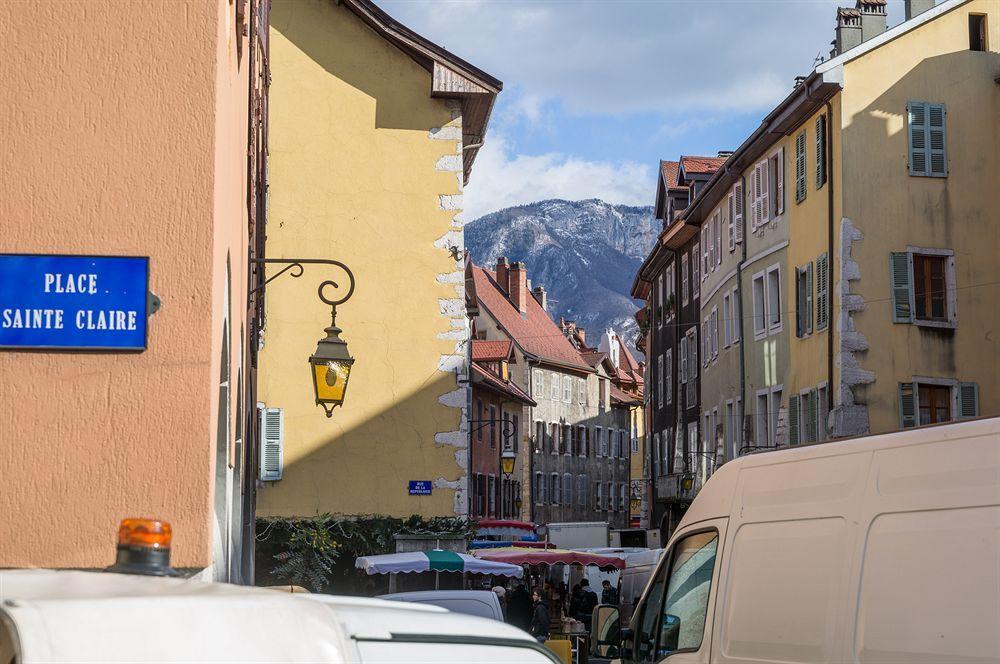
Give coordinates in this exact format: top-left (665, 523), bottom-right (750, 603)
top-left (660, 613), bottom-right (680, 652)
top-left (590, 604), bottom-right (621, 658)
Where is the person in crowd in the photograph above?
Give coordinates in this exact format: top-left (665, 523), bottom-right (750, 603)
top-left (492, 586), bottom-right (507, 621)
top-left (601, 579), bottom-right (619, 606)
top-left (568, 583), bottom-right (584, 621)
top-left (529, 588), bottom-right (550, 644)
top-left (507, 583), bottom-right (532, 630)
top-left (579, 578), bottom-right (599, 630)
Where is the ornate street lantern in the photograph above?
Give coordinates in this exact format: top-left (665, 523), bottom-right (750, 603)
top-left (309, 307), bottom-right (355, 418)
top-left (500, 447), bottom-right (516, 476)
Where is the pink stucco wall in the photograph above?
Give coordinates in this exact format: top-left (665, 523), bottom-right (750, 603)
top-left (0, 0), bottom-right (251, 569)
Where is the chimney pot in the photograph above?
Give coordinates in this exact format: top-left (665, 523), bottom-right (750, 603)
top-left (855, 0), bottom-right (887, 42)
top-left (904, 0), bottom-right (934, 20)
top-left (834, 7), bottom-right (863, 55)
top-left (532, 285), bottom-right (547, 311)
top-left (509, 261), bottom-right (528, 314)
top-left (495, 257), bottom-right (510, 293)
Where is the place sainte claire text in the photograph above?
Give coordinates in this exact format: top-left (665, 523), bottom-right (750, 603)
top-left (0, 273), bottom-right (138, 331)
top-left (1, 308), bottom-right (138, 331)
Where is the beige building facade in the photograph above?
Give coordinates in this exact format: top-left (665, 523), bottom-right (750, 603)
top-left (0, 0), bottom-right (268, 581)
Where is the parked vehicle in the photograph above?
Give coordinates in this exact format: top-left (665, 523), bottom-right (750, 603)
top-left (617, 548), bottom-right (666, 624)
top-left (610, 528), bottom-right (662, 549)
top-left (592, 418), bottom-right (1000, 662)
top-left (379, 589), bottom-right (504, 621)
top-left (0, 572), bottom-right (557, 662)
top-left (546, 521), bottom-right (609, 549)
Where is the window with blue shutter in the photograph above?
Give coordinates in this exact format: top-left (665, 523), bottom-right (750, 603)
top-left (959, 382), bottom-right (980, 419)
top-left (898, 382), bottom-right (917, 428)
top-left (908, 101), bottom-right (947, 177)
top-left (889, 252), bottom-right (914, 323)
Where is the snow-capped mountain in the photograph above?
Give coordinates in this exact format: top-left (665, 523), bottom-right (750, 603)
top-left (466, 199), bottom-right (659, 351)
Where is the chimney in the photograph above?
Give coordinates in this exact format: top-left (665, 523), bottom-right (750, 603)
top-left (835, 8), bottom-right (862, 55)
top-left (495, 256), bottom-right (510, 293)
top-left (577, 328), bottom-right (586, 345)
top-left (509, 261), bottom-right (528, 313)
top-left (904, 0), bottom-right (934, 20)
top-left (532, 285), bottom-right (547, 311)
top-left (856, 0), bottom-right (887, 43)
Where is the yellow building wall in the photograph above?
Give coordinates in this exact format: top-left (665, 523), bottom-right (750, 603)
top-left (840, 0), bottom-right (1000, 433)
top-left (786, 97), bottom-right (843, 398)
top-left (258, 0), bottom-right (468, 518)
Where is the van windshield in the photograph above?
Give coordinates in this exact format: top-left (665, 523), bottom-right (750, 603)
top-left (658, 531), bottom-right (718, 657)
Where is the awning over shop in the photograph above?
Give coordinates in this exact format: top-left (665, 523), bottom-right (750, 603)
top-left (475, 519), bottom-right (537, 539)
top-left (355, 550), bottom-right (524, 577)
top-left (469, 540), bottom-right (553, 550)
top-left (472, 547), bottom-right (626, 571)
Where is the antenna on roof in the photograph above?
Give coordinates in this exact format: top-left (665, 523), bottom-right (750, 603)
top-left (814, 51), bottom-right (825, 67)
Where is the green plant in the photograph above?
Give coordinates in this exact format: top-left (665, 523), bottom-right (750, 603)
top-left (270, 514), bottom-right (339, 592)
top-left (257, 514), bottom-right (477, 593)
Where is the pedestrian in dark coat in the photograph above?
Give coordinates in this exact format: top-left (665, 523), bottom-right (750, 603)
top-left (507, 584), bottom-right (532, 630)
top-left (529, 589), bottom-right (550, 643)
top-left (579, 579), bottom-right (599, 630)
top-left (568, 583), bottom-right (584, 620)
top-left (601, 579), bottom-right (619, 605)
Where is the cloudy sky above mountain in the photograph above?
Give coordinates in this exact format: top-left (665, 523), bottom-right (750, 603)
top-left (381, 0), bottom-right (911, 219)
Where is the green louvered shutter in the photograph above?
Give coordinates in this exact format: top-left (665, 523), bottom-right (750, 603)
top-left (815, 115), bottom-right (827, 189)
top-left (889, 252), bottom-right (913, 323)
top-left (958, 382), bottom-right (980, 419)
top-left (789, 394), bottom-right (800, 445)
top-left (808, 389), bottom-right (819, 442)
top-left (908, 102), bottom-right (929, 176)
top-left (816, 253), bottom-right (829, 331)
top-left (898, 382), bottom-right (917, 428)
top-left (928, 103), bottom-right (947, 177)
top-left (795, 131), bottom-right (807, 203)
top-left (806, 262), bottom-right (814, 336)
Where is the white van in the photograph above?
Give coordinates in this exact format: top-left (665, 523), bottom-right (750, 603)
top-left (592, 418), bottom-right (1000, 663)
top-left (379, 589), bottom-right (505, 621)
top-left (0, 570), bottom-right (559, 662)
top-left (617, 548), bottom-right (666, 624)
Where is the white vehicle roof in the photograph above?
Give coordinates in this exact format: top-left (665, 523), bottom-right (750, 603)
top-left (0, 570), bottom-right (555, 663)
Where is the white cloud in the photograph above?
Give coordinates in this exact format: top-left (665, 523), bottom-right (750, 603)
top-left (381, 0), bottom-right (887, 116)
top-left (464, 134), bottom-right (655, 220)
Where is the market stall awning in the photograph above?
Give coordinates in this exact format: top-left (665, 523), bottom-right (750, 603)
top-left (472, 547), bottom-right (625, 571)
top-left (355, 550), bottom-right (523, 577)
top-left (469, 540), bottom-right (553, 550)
top-left (475, 519), bottom-right (537, 539)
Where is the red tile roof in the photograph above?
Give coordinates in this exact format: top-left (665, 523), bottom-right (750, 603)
top-left (472, 339), bottom-right (513, 362)
top-left (610, 384), bottom-right (640, 406)
top-left (680, 155), bottom-right (728, 176)
top-left (581, 350), bottom-right (606, 368)
top-left (472, 363), bottom-right (536, 405)
top-left (660, 160), bottom-right (683, 190)
top-left (472, 265), bottom-right (592, 371)
top-left (618, 342), bottom-right (644, 389)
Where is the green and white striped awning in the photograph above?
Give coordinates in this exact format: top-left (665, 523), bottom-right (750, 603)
top-left (355, 550), bottom-right (523, 577)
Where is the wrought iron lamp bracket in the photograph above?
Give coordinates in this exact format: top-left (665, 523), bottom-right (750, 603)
top-left (250, 258), bottom-right (356, 309)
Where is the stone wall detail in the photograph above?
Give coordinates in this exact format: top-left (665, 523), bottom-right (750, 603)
top-left (832, 217), bottom-right (874, 437)
top-left (431, 100), bottom-right (469, 516)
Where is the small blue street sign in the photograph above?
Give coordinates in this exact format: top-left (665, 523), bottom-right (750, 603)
top-left (0, 254), bottom-right (151, 351)
top-left (409, 480), bottom-right (433, 496)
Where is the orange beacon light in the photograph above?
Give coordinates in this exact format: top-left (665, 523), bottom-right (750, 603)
top-left (106, 518), bottom-right (178, 577)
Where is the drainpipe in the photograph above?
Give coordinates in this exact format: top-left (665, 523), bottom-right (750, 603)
top-left (466, 334), bottom-right (474, 518)
top-left (825, 101), bottom-right (836, 424)
top-left (737, 173), bottom-right (748, 453)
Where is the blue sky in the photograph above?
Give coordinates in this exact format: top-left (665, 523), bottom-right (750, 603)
top-left (382, 0), bottom-right (911, 219)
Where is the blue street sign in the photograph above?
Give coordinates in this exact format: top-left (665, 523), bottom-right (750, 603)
top-left (409, 481), bottom-right (433, 496)
top-left (0, 254), bottom-right (151, 350)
